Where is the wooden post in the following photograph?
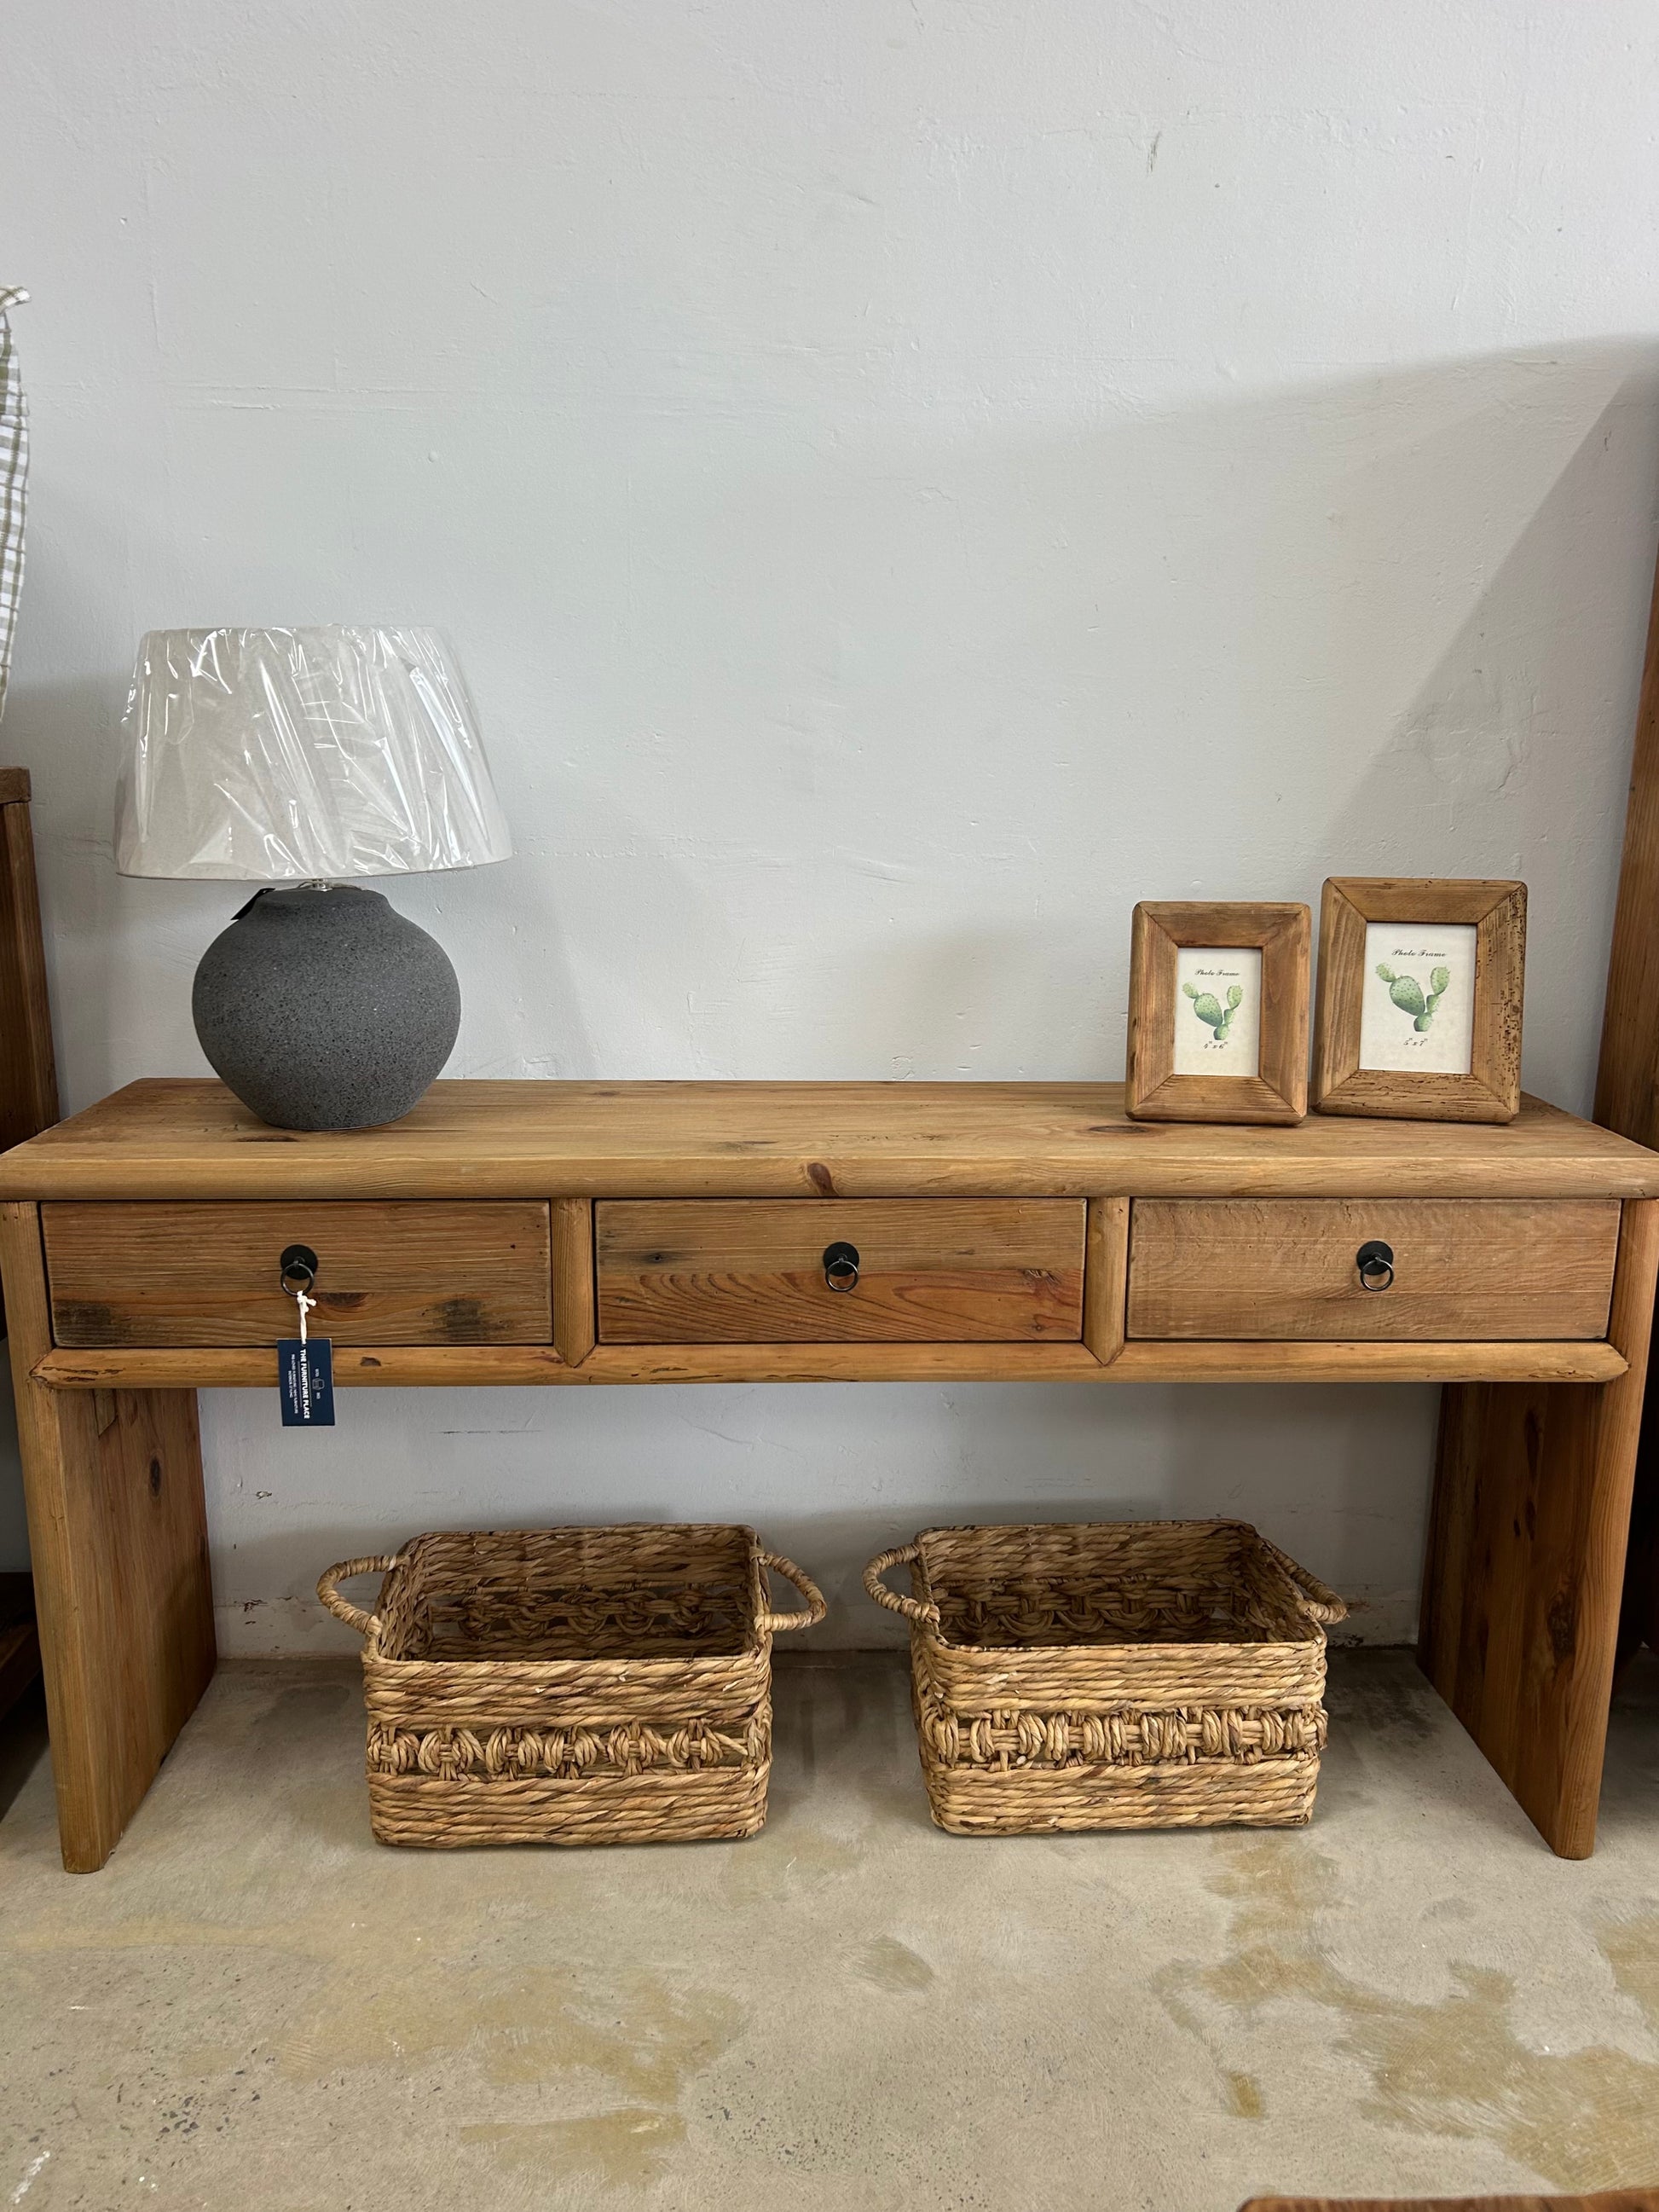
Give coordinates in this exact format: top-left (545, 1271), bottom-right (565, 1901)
top-left (551, 1196), bottom-right (597, 1366)
top-left (0, 1201), bottom-right (214, 1871)
top-left (0, 771), bottom-right (60, 1716)
top-left (0, 768), bottom-right (58, 1348)
top-left (1082, 1197), bottom-right (1129, 1365)
top-left (1420, 1197), bottom-right (1659, 1856)
top-left (1593, 547), bottom-right (1659, 1662)
top-left (0, 768), bottom-right (57, 1154)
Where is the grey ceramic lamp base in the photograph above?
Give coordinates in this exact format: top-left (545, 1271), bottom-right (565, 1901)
top-left (192, 884), bottom-right (461, 1131)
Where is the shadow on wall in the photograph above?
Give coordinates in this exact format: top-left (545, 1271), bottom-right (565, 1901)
top-left (771, 345), bottom-right (1659, 1095)
top-left (1321, 373), bottom-right (1659, 1109)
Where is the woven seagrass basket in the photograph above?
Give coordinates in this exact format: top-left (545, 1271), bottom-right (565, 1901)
top-left (319, 1525), bottom-right (825, 1847)
top-left (864, 1520), bottom-right (1345, 1835)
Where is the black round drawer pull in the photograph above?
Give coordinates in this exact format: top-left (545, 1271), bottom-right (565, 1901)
top-left (823, 1241), bottom-right (860, 1292)
top-left (279, 1243), bottom-right (320, 1295)
top-left (1356, 1239), bottom-right (1395, 1293)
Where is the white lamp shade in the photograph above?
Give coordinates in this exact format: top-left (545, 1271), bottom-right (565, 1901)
top-left (115, 627), bottom-right (513, 880)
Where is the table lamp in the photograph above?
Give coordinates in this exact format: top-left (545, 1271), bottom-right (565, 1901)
top-left (116, 626), bottom-right (512, 1131)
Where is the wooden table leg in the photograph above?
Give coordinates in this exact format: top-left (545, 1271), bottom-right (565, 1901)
top-left (0, 1202), bottom-right (214, 1871)
top-left (1420, 1196), bottom-right (1659, 1858)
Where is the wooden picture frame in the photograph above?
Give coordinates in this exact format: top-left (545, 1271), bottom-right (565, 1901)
top-left (1126, 901), bottom-right (1310, 1125)
top-left (1312, 876), bottom-right (1524, 1122)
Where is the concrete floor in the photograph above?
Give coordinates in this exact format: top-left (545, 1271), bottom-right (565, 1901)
top-left (3, 1650), bottom-right (1658, 2212)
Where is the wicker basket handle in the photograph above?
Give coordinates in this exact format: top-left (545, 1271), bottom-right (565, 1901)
top-left (755, 1550), bottom-right (827, 1635)
top-left (1259, 1537), bottom-right (1347, 1625)
top-left (863, 1544), bottom-right (940, 1626)
top-left (316, 1555), bottom-right (399, 1638)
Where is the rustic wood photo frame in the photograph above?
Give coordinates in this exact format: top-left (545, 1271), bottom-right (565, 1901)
top-left (1126, 901), bottom-right (1310, 1125)
top-left (1312, 876), bottom-right (1525, 1123)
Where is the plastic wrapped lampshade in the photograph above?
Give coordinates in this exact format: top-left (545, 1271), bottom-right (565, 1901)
top-left (115, 626), bottom-right (513, 879)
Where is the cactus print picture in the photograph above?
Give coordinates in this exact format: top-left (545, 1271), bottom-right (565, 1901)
top-left (1172, 947), bottom-right (1262, 1076)
top-left (1357, 922), bottom-right (1477, 1075)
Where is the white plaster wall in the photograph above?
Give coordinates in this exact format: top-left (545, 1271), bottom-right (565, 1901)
top-left (2, 2), bottom-right (1657, 1647)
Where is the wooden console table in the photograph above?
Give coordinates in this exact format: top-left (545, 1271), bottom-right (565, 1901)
top-left (3, 1076), bottom-right (1656, 1870)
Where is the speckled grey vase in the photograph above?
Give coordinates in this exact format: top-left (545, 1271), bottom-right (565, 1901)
top-left (192, 884), bottom-right (461, 1131)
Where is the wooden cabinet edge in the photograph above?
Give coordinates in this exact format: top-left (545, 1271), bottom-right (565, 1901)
top-left (1082, 1197), bottom-right (1129, 1364)
top-left (550, 1196), bottom-right (597, 1366)
top-left (32, 1338), bottom-right (1627, 1389)
top-left (1419, 1196), bottom-right (1659, 1858)
top-left (8, 1171), bottom-right (1659, 1199)
top-left (0, 1198), bottom-right (214, 1872)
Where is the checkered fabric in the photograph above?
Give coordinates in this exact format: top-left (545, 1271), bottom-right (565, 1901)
top-left (0, 288), bottom-right (28, 724)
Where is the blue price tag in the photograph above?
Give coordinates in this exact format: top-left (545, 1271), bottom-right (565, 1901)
top-left (278, 1336), bottom-right (335, 1427)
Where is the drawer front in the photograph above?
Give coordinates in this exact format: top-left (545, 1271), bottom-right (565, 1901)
top-left (44, 1202), bottom-right (554, 1347)
top-left (1126, 1198), bottom-right (1621, 1341)
top-left (596, 1199), bottom-right (1085, 1344)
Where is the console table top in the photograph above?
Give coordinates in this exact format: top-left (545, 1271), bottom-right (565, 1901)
top-left (3, 1076), bottom-right (1656, 1202)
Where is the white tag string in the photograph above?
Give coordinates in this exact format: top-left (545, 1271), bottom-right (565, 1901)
top-left (294, 1288), bottom-right (315, 1346)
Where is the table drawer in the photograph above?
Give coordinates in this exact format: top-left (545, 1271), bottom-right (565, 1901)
top-left (596, 1199), bottom-right (1085, 1344)
top-left (43, 1202), bottom-right (554, 1347)
top-left (1125, 1198), bottom-right (1621, 1341)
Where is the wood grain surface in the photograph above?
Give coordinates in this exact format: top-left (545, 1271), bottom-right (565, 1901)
top-left (1126, 900), bottom-right (1309, 1123)
top-left (1127, 1198), bottom-right (1619, 1342)
top-left (5, 1067), bottom-right (1655, 1872)
top-left (551, 1196), bottom-right (597, 1365)
top-left (31, 1337), bottom-right (1626, 1390)
top-left (1313, 877), bottom-right (1526, 1122)
top-left (1, 1079), bottom-right (1654, 1202)
top-left (596, 1197), bottom-right (1084, 1343)
top-left (0, 1201), bottom-right (215, 1872)
top-left (1419, 1196), bottom-right (1659, 1856)
top-left (1082, 1196), bottom-right (1129, 1363)
top-left (43, 1200), bottom-right (554, 1347)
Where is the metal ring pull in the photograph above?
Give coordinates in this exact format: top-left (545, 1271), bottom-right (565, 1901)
top-left (822, 1240), bottom-right (860, 1292)
top-left (1356, 1239), bottom-right (1394, 1293)
top-left (279, 1243), bottom-right (320, 1296)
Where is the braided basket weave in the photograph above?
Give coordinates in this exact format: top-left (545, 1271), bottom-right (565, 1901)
top-left (319, 1526), bottom-right (824, 1847)
top-left (864, 1520), bottom-right (1344, 1835)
